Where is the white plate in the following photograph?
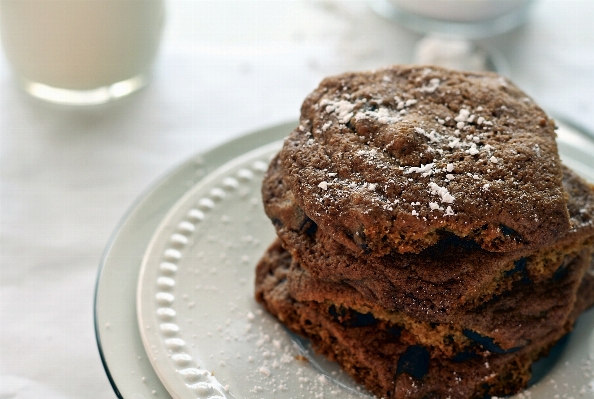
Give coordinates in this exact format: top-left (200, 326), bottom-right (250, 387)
top-left (136, 139), bottom-right (370, 399)
top-left (95, 122), bottom-right (295, 399)
top-left (96, 120), bottom-right (594, 399)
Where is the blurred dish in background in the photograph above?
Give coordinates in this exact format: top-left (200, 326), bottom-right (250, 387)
top-left (0, 0), bottom-right (165, 105)
top-left (413, 35), bottom-right (510, 76)
top-left (369, 0), bottom-right (535, 39)
top-left (369, 0), bottom-right (534, 76)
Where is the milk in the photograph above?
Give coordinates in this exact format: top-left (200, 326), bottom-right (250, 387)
top-left (1, 0), bottom-right (164, 103)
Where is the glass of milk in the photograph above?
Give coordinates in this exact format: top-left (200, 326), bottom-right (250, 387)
top-left (1, 0), bottom-right (165, 105)
top-left (370, 0), bottom-right (535, 39)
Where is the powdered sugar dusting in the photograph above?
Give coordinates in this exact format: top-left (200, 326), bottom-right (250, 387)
top-left (418, 78), bottom-right (440, 93)
top-left (405, 163), bottom-right (435, 177)
top-left (320, 99), bottom-right (355, 124)
top-left (428, 182), bottom-right (455, 203)
top-left (355, 106), bottom-right (401, 124)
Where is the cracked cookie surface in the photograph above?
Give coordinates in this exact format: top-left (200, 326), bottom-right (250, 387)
top-left (280, 65), bottom-right (570, 254)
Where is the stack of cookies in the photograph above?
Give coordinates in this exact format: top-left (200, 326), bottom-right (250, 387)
top-left (255, 65), bottom-right (594, 399)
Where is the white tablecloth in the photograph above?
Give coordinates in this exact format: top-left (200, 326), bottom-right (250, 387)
top-left (1, 1), bottom-right (593, 398)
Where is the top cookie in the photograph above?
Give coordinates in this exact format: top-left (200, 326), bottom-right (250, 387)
top-left (280, 65), bottom-right (570, 254)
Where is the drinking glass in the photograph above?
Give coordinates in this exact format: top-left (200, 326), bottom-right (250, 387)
top-left (1, 0), bottom-right (165, 105)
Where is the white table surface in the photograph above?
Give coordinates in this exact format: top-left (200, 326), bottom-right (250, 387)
top-left (1, 1), bottom-right (593, 398)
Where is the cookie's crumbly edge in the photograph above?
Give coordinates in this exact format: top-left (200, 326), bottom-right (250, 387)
top-left (287, 246), bottom-right (592, 354)
top-left (254, 239), bottom-right (593, 399)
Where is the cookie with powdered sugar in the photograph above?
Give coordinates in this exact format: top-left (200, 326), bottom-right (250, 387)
top-left (280, 65), bottom-right (570, 254)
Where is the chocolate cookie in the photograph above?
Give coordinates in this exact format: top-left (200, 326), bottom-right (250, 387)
top-left (279, 65), bottom-right (569, 255)
top-left (287, 245), bottom-right (592, 354)
top-left (264, 157), bottom-right (594, 321)
top-left (255, 240), bottom-right (594, 399)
